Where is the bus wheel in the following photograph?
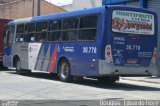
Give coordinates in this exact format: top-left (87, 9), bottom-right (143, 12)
top-left (15, 60), bottom-right (23, 75)
top-left (25, 69), bottom-right (32, 75)
top-left (98, 76), bottom-right (119, 84)
top-left (58, 59), bottom-right (73, 82)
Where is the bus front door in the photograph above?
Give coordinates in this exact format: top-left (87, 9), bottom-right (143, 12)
top-left (3, 29), bottom-right (14, 67)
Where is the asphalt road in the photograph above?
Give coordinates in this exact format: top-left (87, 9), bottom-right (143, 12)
top-left (0, 69), bottom-right (160, 105)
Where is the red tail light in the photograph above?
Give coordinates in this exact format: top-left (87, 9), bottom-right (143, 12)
top-left (106, 51), bottom-right (110, 56)
top-left (151, 48), bottom-right (157, 64)
top-left (105, 45), bottom-right (113, 64)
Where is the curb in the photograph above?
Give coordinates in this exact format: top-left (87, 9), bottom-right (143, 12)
top-left (120, 77), bottom-right (160, 85)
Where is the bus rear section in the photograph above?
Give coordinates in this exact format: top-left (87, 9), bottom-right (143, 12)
top-left (99, 6), bottom-right (157, 76)
top-left (0, 19), bottom-right (10, 69)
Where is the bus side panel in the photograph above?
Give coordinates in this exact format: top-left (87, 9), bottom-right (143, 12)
top-left (40, 42), bottom-right (99, 76)
top-left (12, 43), bottom-right (29, 69)
top-left (34, 42), bottom-right (99, 76)
top-left (72, 42), bottom-right (99, 76)
top-left (28, 43), bottom-right (42, 70)
top-left (34, 42), bottom-right (57, 72)
top-left (40, 42), bottom-right (51, 72)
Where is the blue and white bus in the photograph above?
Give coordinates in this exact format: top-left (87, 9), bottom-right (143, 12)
top-left (3, 5), bottom-right (157, 83)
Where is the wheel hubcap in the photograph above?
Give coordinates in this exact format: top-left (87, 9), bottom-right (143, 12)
top-left (61, 63), bottom-right (69, 79)
top-left (16, 61), bottom-right (20, 71)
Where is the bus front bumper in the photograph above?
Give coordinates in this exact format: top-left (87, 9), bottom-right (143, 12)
top-left (98, 60), bottom-right (157, 76)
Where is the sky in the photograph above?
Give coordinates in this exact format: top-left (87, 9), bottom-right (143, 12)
top-left (45, 0), bottom-right (73, 6)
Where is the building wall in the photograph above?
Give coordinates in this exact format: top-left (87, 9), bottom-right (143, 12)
top-left (62, 0), bottom-right (102, 11)
top-left (60, 4), bottom-right (72, 11)
top-left (0, 0), bottom-right (65, 19)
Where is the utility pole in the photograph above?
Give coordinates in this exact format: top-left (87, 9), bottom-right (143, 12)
top-left (32, 0), bottom-right (34, 17)
top-left (37, 0), bottom-right (41, 16)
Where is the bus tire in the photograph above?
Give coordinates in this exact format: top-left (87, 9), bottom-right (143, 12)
top-left (25, 69), bottom-right (32, 75)
top-left (15, 60), bottom-right (23, 75)
top-left (58, 59), bottom-right (73, 82)
top-left (98, 76), bottom-right (119, 84)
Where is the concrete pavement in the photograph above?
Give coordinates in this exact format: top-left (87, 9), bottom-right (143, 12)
top-left (0, 70), bottom-right (160, 100)
top-left (121, 76), bottom-right (160, 84)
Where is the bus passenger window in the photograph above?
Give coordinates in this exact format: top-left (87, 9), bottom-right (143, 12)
top-left (48, 20), bottom-right (61, 42)
top-left (24, 34), bottom-right (35, 42)
top-left (49, 20), bottom-right (61, 31)
top-left (48, 31), bottom-right (61, 41)
top-left (79, 29), bottom-right (96, 41)
top-left (16, 24), bottom-right (25, 42)
top-left (35, 33), bottom-right (46, 42)
top-left (26, 23), bottom-right (35, 32)
top-left (63, 18), bottom-right (78, 29)
top-left (17, 24), bottom-right (24, 33)
top-left (62, 17), bottom-right (78, 41)
top-left (19, 35), bottom-right (24, 42)
top-left (78, 14), bottom-right (97, 41)
top-left (15, 34), bottom-right (24, 42)
top-left (62, 30), bottom-right (77, 41)
top-left (36, 22), bottom-right (48, 32)
top-left (80, 15), bottom-right (97, 28)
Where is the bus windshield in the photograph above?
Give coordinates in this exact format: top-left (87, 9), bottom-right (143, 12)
top-left (112, 10), bottom-right (155, 35)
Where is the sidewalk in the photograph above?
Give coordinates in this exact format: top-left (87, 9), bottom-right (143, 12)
top-left (121, 76), bottom-right (160, 84)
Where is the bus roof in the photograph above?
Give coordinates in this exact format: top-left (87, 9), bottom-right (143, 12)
top-left (7, 6), bottom-right (106, 26)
